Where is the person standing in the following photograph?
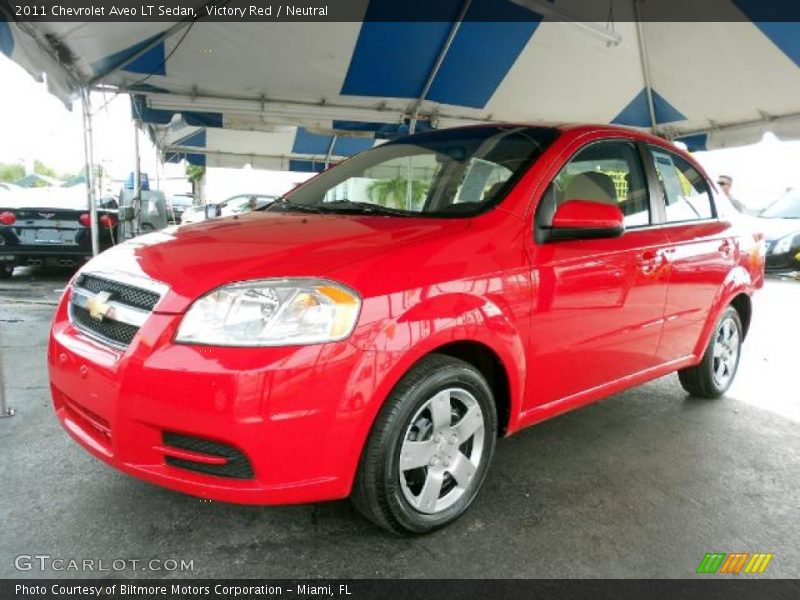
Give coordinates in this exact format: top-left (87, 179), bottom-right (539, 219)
top-left (717, 175), bottom-right (747, 213)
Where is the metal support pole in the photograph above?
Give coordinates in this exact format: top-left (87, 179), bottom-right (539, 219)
top-left (633, 0), bottom-right (658, 132)
top-left (324, 135), bottom-right (337, 169)
top-left (408, 0), bottom-right (471, 133)
top-left (0, 337), bottom-right (15, 418)
top-left (134, 119), bottom-right (142, 237)
top-left (81, 89), bottom-right (100, 256)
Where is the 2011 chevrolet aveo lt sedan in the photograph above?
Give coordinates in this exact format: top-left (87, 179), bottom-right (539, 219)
top-left (49, 124), bottom-right (765, 534)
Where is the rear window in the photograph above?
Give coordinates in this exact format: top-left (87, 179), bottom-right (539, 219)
top-left (649, 147), bottom-right (714, 223)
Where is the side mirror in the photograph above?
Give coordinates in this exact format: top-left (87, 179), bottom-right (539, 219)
top-left (205, 204), bottom-right (220, 219)
top-left (546, 199), bottom-right (625, 241)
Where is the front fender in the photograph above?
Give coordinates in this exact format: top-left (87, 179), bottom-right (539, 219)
top-left (334, 288), bottom-right (529, 492)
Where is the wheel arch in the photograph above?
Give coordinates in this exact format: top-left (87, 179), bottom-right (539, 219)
top-left (729, 292), bottom-right (752, 339)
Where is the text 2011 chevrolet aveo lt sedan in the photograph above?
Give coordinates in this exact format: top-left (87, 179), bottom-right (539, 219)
top-left (49, 124), bottom-right (765, 533)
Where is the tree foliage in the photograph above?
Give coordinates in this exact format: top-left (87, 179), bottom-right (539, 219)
top-left (367, 177), bottom-right (428, 210)
top-left (0, 163), bottom-right (25, 183)
top-left (186, 165), bottom-right (206, 183)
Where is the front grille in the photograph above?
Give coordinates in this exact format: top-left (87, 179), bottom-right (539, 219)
top-left (163, 432), bottom-right (255, 480)
top-left (68, 273), bottom-right (164, 349)
top-left (75, 274), bottom-right (160, 311)
top-left (70, 304), bottom-right (138, 346)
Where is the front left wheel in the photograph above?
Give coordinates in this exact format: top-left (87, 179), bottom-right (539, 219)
top-left (352, 354), bottom-right (497, 534)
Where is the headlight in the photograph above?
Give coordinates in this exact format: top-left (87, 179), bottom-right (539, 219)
top-left (175, 278), bottom-right (360, 346)
top-left (772, 233), bottom-right (797, 255)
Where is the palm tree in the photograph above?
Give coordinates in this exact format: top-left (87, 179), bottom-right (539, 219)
top-left (367, 177), bottom-right (429, 210)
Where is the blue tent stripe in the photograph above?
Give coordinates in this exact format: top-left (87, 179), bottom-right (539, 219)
top-left (341, 21), bottom-right (455, 98)
top-left (426, 1), bottom-right (543, 108)
top-left (752, 22), bottom-right (800, 68)
top-left (91, 35), bottom-right (166, 77)
top-left (166, 152), bottom-right (206, 167)
top-left (180, 130), bottom-right (206, 148)
top-left (612, 88), bottom-right (686, 127)
top-left (183, 112), bottom-right (223, 128)
top-left (733, 1), bottom-right (800, 67)
top-left (292, 128), bottom-right (333, 155)
top-left (131, 95), bottom-right (222, 128)
top-left (132, 95), bottom-right (174, 125)
top-left (289, 159), bottom-right (326, 173)
top-left (674, 133), bottom-right (708, 152)
top-left (0, 21), bottom-right (14, 57)
top-left (333, 136), bottom-right (374, 156)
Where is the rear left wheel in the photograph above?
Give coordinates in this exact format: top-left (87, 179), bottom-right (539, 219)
top-left (352, 354), bottom-right (497, 534)
top-left (678, 306), bottom-right (743, 398)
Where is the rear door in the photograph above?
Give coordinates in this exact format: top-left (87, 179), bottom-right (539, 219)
top-left (644, 145), bottom-right (735, 362)
top-left (526, 139), bottom-right (670, 408)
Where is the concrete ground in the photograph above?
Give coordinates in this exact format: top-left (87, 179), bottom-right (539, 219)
top-left (1, 267), bottom-right (798, 579)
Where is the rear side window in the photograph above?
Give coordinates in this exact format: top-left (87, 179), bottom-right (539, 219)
top-left (536, 140), bottom-right (651, 230)
top-left (648, 147), bottom-right (714, 223)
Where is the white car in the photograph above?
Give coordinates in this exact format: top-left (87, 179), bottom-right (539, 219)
top-left (180, 194), bottom-right (278, 225)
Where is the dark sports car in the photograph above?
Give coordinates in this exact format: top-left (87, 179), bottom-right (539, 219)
top-left (759, 191), bottom-right (800, 273)
top-left (0, 187), bottom-right (118, 278)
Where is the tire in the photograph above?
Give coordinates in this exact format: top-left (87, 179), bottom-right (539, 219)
top-left (352, 354), bottom-right (497, 534)
top-left (0, 263), bottom-right (13, 279)
top-left (678, 306), bottom-right (743, 398)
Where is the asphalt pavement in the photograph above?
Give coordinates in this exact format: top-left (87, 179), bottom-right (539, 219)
top-left (1, 266), bottom-right (798, 578)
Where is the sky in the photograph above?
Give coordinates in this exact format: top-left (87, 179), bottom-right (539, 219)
top-left (2, 53), bottom-right (800, 209)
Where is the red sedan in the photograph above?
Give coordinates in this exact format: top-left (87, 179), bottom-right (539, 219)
top-left (48, 124), bottom-right (765, 533)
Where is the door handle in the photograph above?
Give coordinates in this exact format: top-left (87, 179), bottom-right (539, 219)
top-left (719, 240), bottom-right (734, 256)
top-left (637, 250), bottom-right (666, 274)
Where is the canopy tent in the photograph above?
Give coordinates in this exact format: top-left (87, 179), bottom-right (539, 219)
top-left (149, 118), bottom-right (382, 171)
top-left (3, 0), bottom-right (800, 158)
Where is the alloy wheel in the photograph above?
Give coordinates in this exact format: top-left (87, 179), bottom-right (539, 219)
top-left (712, 316), bottom-right (740, 388)
top-left (399, 388), bottom-right (486, 515)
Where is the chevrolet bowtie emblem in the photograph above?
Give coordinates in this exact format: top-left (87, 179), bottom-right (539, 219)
top-left (86, 291), bottom-right (112, 321)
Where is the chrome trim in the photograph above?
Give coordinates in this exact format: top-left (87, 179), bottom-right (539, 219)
top-left (70, 286), bottom-right (150, 328)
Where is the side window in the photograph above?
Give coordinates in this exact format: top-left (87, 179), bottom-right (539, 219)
top-left (648, 147), bottom-right (714, 223)
top-left (536, 141), bottom-right (651, 231)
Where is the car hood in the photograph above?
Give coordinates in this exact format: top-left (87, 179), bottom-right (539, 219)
top-left (755, 217), bottom-right (800, 241)
top-left (83, 210), bottom-right (468, 312)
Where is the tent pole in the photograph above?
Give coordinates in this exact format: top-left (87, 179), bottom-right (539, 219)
top-left (409, 0), bottom-right (472, 133)
top-left (633, 0), bottom-right (658, 132)
top-left (134, 119), bottom-right (142, 237)
top-left (81, 89), bottom-right (100, 257)
top-left (324, 136), bottom-right (337, 169)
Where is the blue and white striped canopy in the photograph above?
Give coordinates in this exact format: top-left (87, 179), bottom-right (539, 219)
top-left (3, 0), bottom-right (800, 168)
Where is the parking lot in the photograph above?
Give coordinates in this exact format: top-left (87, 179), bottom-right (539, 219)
top-left (1, 267), bottom-right (799, 579)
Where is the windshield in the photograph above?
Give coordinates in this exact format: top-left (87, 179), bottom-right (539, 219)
top-left (761, 193), bottom-right (800, 219)
top-left (278, 126), bottom-right (559, 217)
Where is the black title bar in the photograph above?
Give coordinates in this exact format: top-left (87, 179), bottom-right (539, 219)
top-left (4, 579), bottom-right (800, 600)
top-left (2, 0), bottom-right (800, 22)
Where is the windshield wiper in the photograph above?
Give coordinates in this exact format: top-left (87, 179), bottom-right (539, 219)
top-left (318, 200), bottom-right (411, 216)
top-left (266, 198), bottom-right (327, 214)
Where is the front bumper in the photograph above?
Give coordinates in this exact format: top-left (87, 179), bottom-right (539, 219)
top-left (48, 292), bottom-right (379, 505)
top-left (765, 249), bottom-right (800, 273)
